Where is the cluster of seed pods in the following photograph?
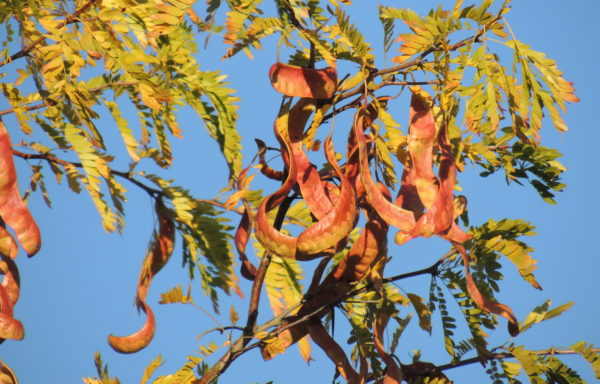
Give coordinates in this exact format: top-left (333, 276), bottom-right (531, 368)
top-left (234, 63), bottom-right (519, 383)
top-left (0, 119), bottom-right (41, 347)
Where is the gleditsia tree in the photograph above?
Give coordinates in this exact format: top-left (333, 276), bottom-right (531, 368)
top-left (0, 0), bottom-right (597, 383)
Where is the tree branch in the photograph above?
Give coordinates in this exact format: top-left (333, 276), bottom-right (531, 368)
top-left (0, 0), bottom-right (97, 68)
top-left (12, 149), bottom-right (240, 213)
top-left (438, 348), bottom-right (600, 372)
top-left (0, 81), bottom-right (138, 117)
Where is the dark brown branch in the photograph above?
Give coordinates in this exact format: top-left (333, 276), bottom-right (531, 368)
top-left (0, 0), bottom-right (97, 67)
top-left (13, 148), bottom-right (242, 214)
top-left (198, 194), bottom-right (296, 384)
top-left (12, 149), bottom-right (162, 197)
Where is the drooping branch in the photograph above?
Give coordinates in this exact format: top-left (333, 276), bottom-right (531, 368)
top-left (11, 149), bottom-right (242, 213)
top-left (0, 81), bottom-right (138, 117)
top-left (0, 0), bottom-right (97, 68)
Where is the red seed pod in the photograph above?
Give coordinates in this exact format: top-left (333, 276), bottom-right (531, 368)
top-left (269, 63), bottom-right (337, 99)
top-left (107, 302), bottom-right (155, 354)
top-left (0, 120), bottom-right (41, 257)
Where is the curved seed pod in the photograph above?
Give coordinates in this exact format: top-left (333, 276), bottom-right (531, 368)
top-left (395, 165), bottom-right (425, 219)
top-left (0, 225), bottom-right (18, 259)
top-left (403, 118), bottom-right (456, 242)
top-left (108, 302), bottom-right (156, 354)
top-left (233, 166), bottom-right (258, 281)
top-left (0, 255), bottom-right (19, 307)
top-left (354, 110), bottom-right (415, 231)
top-left (0, 120), bottom-right (41, 257)
top-left (307, 320), bottom-right (362, 384)
top-left (262, 213), bottom-right (387, 361)
top-left (455, 243), bottom-right (519, 336)
top-left (0, 359), bottom-right (18, 384)
top-left (136, 199), bottom-right (175, 303)
top-left (332, 217), bottom-right (388, 282)
top-left (0, 284), bottom-right (23, 340)
top-left (269, 63), bottom-right (337, 99)
top-left (255, 139), bottom-right (284, 181)
top-left (296, 135), bottom-right (357, 255)
top-left (109, 199), bottom-right (174, 353)
top-left (407, 92), bottom-right (438, 209)
top-left (254, 103), bottom-right (300, 260)
top-left (288, 99), bottom-right (334, 220)
top-left (374, 304), bottom-right (403, 384)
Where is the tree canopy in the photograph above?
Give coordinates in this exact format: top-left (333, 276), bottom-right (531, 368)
top-left (0, 0), bottom-right (598, 383)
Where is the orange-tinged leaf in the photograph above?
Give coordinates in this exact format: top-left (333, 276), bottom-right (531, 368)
top-left (269, 63), bottom-right (338, 99)
top-left (297, 335), bottom-right (313, 364)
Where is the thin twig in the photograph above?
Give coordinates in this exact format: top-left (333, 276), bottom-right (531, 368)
top-left (0, 0), bottom-right (97, 67)
top-left (12, 149), bottom-right (162, 197)
top-left (12, 149), bottom-right (240, 214)
top-left (438, 348), bottom-right (600, 372)
top-left (0, 81), bottom-right (137, 117)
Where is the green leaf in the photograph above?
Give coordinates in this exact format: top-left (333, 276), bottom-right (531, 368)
top-left (159, 285), bottom-right (194, 305)
top-left (140, 355), bottom-right (163, 384)
top-left (571, 342), bottom-right (600, 379)
top-left (520, 300), bottom-right (573, 333)
top-left (408, 293), bottom-right (432, 334)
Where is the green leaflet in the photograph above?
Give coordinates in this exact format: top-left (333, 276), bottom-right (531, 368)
top-left (223, 17), bottom-right (283, 59)
top-left (105, 100), bottom-right (141, 162)
top-left (142, 174), bottom-right (235, 311)
top-left (159, 285), bottom-right (194, 305)
top-left (140, 355), bottom-right (163, 384)
top-left (64, 123), bottom-right (122, 232)
top-left (520, 300), bottom-right (574, 333)
top-left (186, 70), bottom-right (242, 183)
top-left (470, 218), bottom-right (541, 290)
top-left (571, 342), bottom-right (600, 379)
top-left (329, 5), bottom-right (373, 64)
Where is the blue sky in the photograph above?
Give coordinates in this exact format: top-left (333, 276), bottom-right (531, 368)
top-left (2, 0), bottom-right (599, 383)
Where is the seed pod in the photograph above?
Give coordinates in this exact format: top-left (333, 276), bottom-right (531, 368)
top-left (109, 199), bottom-right (174, 353)
top-left (136, 199), bottom-right (175, 304)
top-left (107, 302), bottom-right (155, 354)
top-left (0, 120), bottom-right (41, 257)
top-left (0, 284), bottom-right (23, 341)
top-left (0, 225), bottom-right (18, 259)
top-left (269, 63), bottom-right (337, 99)
top-left (0, 359), bottom-right (18, 384)
top-left (0, 255), bottom-right (19, 308)
top-left (354, 109), bottom-right (416, 232)
top-left (307, 320), bottom-right (362, 384)
top-left (455, 243), bottom-right (519, 336)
